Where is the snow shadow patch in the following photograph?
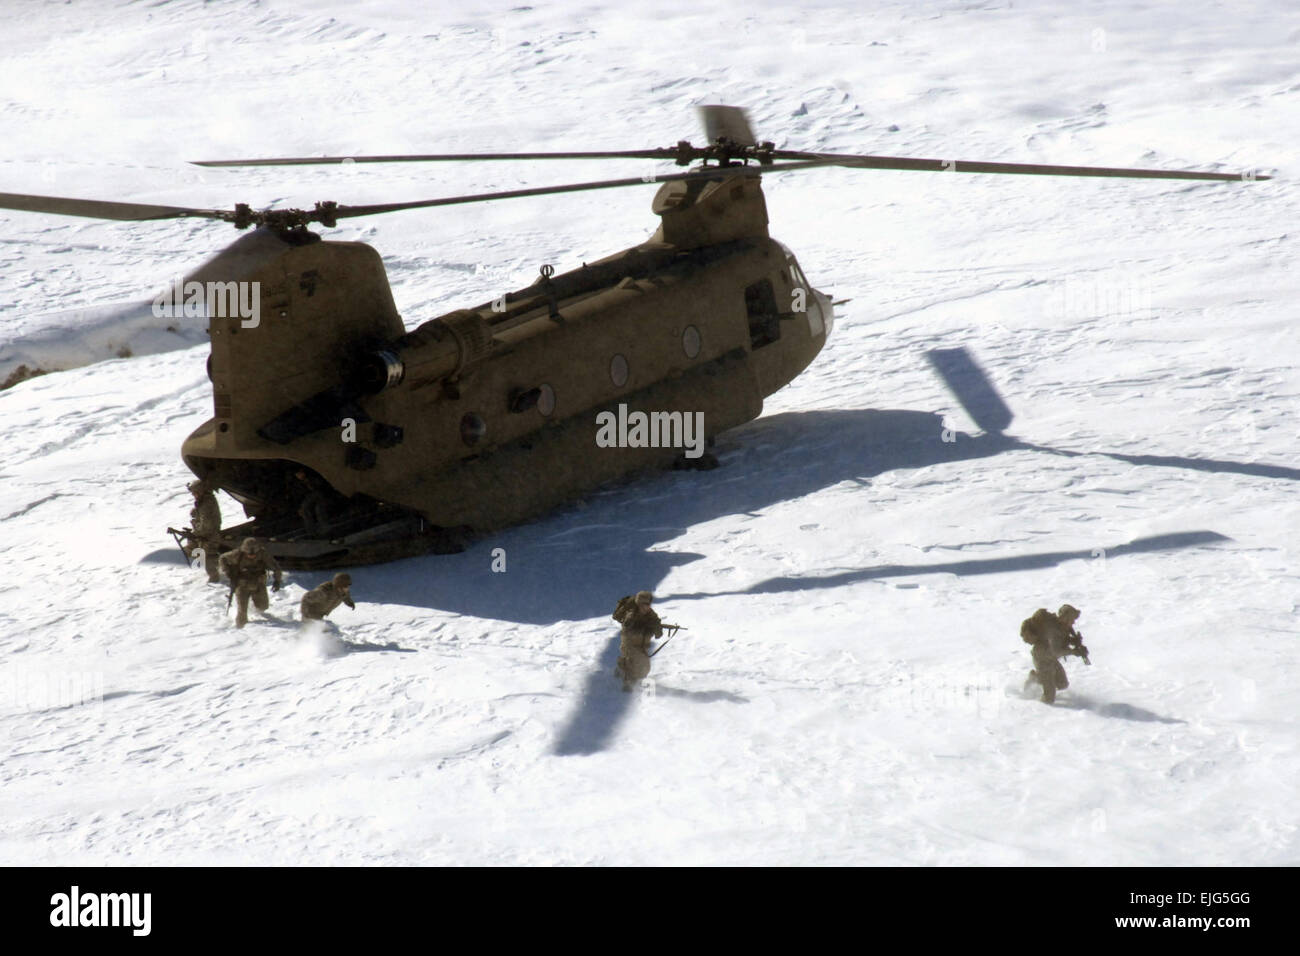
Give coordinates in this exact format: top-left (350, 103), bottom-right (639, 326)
top-left (1058, 695), bottom-right (1185, 723)
top-left (139, 547), bottom-right (191, 566)
top-left (552, 636), bottom-right (631, 756)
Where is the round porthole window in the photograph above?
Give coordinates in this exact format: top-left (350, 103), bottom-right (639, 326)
top-left (609, 354), bottom-right (629, 388)
top-left (537, 383), bottom-right (556, 416)
top-left (460, 412), bottom-right (487, 446)
top-left (682, 325), bottom-right (701, 359)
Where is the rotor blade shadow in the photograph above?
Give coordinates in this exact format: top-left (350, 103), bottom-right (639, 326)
top-left (1058, 447), bottom-right (1300, 482)
top-left (659, 530), bottom-right (1230, 600)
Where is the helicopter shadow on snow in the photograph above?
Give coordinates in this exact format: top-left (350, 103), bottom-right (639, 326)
top-left (360, 407), bottom-right (1010, 626)
top-left (354, 396), bottom-right (1298, 626)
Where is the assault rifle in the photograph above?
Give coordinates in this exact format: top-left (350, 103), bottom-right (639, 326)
top-left (167, 526), bottom-right (196, 564)
top-left (650, 624), bottom-right (687, 658)
top-left (1066, 627), bottom-right (1091, 665)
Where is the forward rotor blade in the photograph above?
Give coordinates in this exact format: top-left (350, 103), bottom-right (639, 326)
top-left (767, 151), bottom-right (1268, 182)
top-left (0, 191), bottom-right (231, 221)
top-left (326, 159), bottom-right (837, 219)
top-left (192, 149), bottom-right (683, 167)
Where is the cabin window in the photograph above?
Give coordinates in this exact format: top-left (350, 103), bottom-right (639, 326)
top-left (537, 384), bottom-right (556, 416)
top-left (610, 354), bottom-right (629, 387)
top-left (744, 278), bottom-right (781, 349)
top-left (682, 325), bottom-right (701, 359)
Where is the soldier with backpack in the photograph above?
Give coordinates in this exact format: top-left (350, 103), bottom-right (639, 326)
top-left (1021, 603), bottom-right (1090, 704)
top-left (613, 591), bottom-right (663, 692)
top-left (301, 572), bottom-right (356, 622)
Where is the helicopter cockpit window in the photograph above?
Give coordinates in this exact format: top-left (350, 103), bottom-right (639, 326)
top-left (789, 261), bottom-right (809, 291)
top-left (777, 241), bottom-right (811, 291)
top-left (744, 278), bottom-right (781, 350)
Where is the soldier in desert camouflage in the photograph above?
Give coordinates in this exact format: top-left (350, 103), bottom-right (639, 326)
top-left (613, 590), bottom-right (663, 691)
top-left (300, 572), bottom-right (356, 622)
top-left (219, 537), bottom-right (283, 628)
top-left (1021, 603), bottom-right (1090, 704)
top-left (187, 478), bottom-right (222, 582)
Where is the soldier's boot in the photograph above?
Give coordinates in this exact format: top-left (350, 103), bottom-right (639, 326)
top-left (1024, 670), bottom-right (1041, 696)
top-left (1040, 681), bottom-right (1057, 704)
top-left (234, 591), bottom-right (250, 628)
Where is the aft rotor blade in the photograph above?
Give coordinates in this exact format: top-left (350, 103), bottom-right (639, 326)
top-left (192, 149), bottom-right (685, 167)
top-left (767, 151), bottom-right (1268, 182)
top-left (0, 191), bottom-right (231, 222)
top-left (327, 159), bottom-right (837, 219)
top-left (698, 105), bottom-right (757, 147)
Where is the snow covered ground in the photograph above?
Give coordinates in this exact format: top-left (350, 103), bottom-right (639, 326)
top-left (0, 0), bottom-right (1296, 865)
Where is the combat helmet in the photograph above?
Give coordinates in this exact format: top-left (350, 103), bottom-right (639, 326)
top-left (332, 573), bottom-right (352, 589)
top-left (635, 590), bottom-right (653, 605)
top-left (1058, 603), bottom-right (1081, 623)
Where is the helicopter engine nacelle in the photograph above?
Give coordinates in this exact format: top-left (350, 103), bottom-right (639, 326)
top-left (355, 310), bottom-right (494, 394)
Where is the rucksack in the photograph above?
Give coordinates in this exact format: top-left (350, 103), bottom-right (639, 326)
top-left (1020, 608), bottom-right (1052, 644)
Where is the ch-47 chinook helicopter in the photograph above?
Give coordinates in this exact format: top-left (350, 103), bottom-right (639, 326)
top-left (0, 106), bottom-right (1267, 568)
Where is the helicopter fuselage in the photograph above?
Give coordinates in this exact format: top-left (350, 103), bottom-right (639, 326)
top-left (180, 173), bottom-right (833, 562)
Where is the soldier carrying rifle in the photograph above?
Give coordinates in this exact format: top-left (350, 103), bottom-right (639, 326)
top-left (1021, 603), bottom-right (1090, 704)
top-left (219, 537), bottom-right (283, 629)
top-left (612, 591), bottom-right (686, 692)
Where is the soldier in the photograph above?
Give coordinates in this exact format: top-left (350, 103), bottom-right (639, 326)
top-left (219, 537), bottom-right (283, 628)
top-left (187, 478), bottom-right (222, 582)
top-left (293, 469), bottom-right (332, 535)
top-left (300, 572), bottom-right (356, 622)
top-left (613, 590), bottom-right (663, 692)
top-left (1021, 603), bottom-right (1090, 704)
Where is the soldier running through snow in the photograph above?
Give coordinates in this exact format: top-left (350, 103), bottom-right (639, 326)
top-left (1021, 603), bottom-right (1090, 704)
top-left (187, 478), bottom-right (222, 582)
top-left (219, 537), bottom-right (283, 628)
top-left (300, 572), bottom-right (356, 622)
top-left (613, 590), bottom-right (663, 692)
